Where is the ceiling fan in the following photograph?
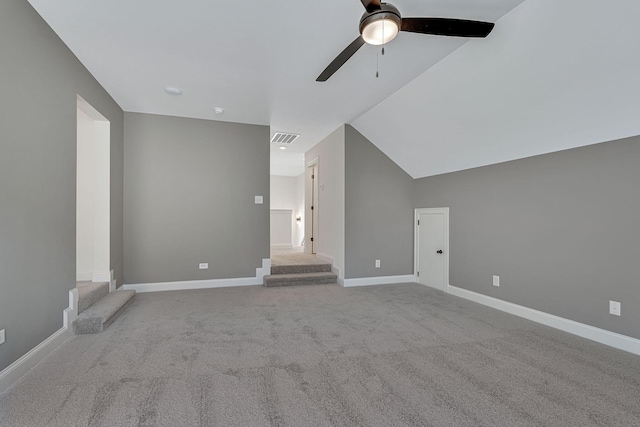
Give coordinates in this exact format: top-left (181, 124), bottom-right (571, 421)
top-left (316, 0), bottom-right (495, 82)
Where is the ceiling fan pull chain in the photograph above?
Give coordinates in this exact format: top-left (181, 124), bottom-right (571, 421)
top-left (376, 52), bottom-right (379, 78)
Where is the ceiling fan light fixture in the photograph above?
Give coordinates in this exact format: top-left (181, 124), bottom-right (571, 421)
top-left (359, 4), bottom-right (401, 46)
top-left (361, 17), bottom-right (399, 45)
top-left (316, 0), bottom-right (495, 82)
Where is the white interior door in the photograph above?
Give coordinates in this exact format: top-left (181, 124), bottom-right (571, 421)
top-left (416, 208), bottom-right (449, 291)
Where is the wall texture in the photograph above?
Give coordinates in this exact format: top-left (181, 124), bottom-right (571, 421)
top-left (414, 136), bottom-right (640, 339)
top-left (305, 126), bottom-right (345, 278)
top-left (124, 113), bottom-right (270, 284)
top-left (0, 0), bottom-right (124, 372)
top-left (344, 125), bottom-right (414, 279)
top-left (270, 176), bottom-right (297, 211)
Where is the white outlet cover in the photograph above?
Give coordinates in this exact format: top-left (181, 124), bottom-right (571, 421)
top-left (493, 275), bottom-right (500, 287)
top-left (375, 260), bottom-right (380, 268)
top-left (199, 263), bottom-right (209, 270)
top-left (254, 195), bottom-right (263, 204)
top-left (0, 329), bottom-right (5, 345)
top-left (609, 300), bottom-right (621, 316)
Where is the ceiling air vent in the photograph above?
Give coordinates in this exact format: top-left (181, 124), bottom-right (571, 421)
top-left (271, 132), bottom-right (299, 144)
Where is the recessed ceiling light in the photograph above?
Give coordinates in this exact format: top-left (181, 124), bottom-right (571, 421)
top-left (279, 146), bottom-right (287, 150)
top-left (165, 87), bottom-right (182, 95)
top-left (214, 108), bottom-right (224, 115)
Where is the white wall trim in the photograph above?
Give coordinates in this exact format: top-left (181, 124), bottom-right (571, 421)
top-left (256, 258), bottom-right (271, 280)
top-left (0, 288), bottom-right (78, 394)
top-left (76, 270), bottom-right (92, 281)
top-left (270, 244), bottom-right (293, 249)
top-left (123, 258), bottom-right (271, 293)
top-left (109, 269), bottom-right (116, 292)
top-left (343, 274), bottom-right (417, 288)
top-left (447, 285), bottom-right (640, 356)
top-left (92, 271), bottom-right (111, 283)
top-left (317, 252), bottom-right (342, 281)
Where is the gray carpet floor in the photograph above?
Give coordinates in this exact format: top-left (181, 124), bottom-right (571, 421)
top-left (270, 253), bottom-right (328, 266)
top-left (1, 283), bottom-right (639, 426)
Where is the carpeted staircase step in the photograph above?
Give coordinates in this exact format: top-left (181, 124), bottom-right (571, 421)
top-left (270, 263), bottom-right (332, 275)
top-left (73, 289), bottom-right (136, 334)
top-left (76, 281), bottom-right (110, 314)
top-left (264, 271), bottom-right (337, 287)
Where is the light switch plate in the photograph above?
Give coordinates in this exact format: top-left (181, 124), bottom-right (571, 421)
top-left (375, 260), bottom-right (380, 268)
top-left (0, 329), bottom-right (5, 345)
top-left (492, 275), bottom-right (500, 287)
top-left (255, 196), bottom-right (263, 204)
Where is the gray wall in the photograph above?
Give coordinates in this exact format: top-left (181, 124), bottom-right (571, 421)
top-left (345, 125), bottom-right (414, 279)
top-left (124, 113), bottom-right (270, 284)
top-left (414, 136), bottom-right (640, 339)
top-left (305, 126), bottom-right (346, 278)
top-left (0, 0), bottom-right (124, 371)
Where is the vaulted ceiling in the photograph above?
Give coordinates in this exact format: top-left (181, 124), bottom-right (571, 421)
top-left (29, 0), bottom-right (640, 178)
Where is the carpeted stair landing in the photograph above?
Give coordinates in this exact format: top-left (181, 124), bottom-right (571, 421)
top-left (73, 282), bottom-right (135, 334)
top-left (264, 262), bottom-right (337, 287)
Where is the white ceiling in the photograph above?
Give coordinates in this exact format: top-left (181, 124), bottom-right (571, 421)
top-left (28, 0), bottom-right (524, 176)
top-left (28, 0), bottom-right (639, 179)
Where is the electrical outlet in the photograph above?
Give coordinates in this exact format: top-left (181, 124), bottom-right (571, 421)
top-left (199, 263), bottom-right (209, 270)
top-left (254, 195), bottom-right (263, 204)
top-left (375, 259), bottom-right (381, 268)
top-left (0, 329), bottom-right (5, 345)
top-left (609, 300), bottom-right (621, 316)
top-left (493, 275), bottom-right (500, 287)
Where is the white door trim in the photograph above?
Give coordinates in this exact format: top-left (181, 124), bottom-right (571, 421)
top-left (414, 207), bottom-right (450, 291)
top-left (305, 158), bottom-right (319, 254)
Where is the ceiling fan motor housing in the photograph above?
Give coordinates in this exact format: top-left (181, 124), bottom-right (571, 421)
top-left (359, 3), bottom-right (402, 40)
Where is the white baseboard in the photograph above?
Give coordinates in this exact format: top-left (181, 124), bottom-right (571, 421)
top-left (76, 270), bottom-right (92, 281)
top-left (0, 288), bottom-right (78, 394)
top-left (316, 252), bottom-right (342, 282)
top-left (270, 244), bottom-right (292, 249)
top-left (92, 271), bottom-right (111, 283)
top-left (447, 285), bottom-right (640, 356)
top-left (343, 274), bottom-right (417, 288)
top-left (76, 271), bottom-right (111, 283)
top-left (123, 259), bottom-right (271, 293)
top-left (68, 288), bottom-right (79, 324)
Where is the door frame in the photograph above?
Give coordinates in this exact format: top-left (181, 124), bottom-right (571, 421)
top-left (305, 157), bottom-right (319, 254)
top-left (414, 207), bottom-right (450, 292)
top-left (76, 95), bottom-right (111, 284)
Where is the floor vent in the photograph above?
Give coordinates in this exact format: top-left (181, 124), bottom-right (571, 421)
top-left (271, 132), bottom-right (299, 144)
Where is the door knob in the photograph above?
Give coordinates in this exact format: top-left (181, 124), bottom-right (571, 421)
top-left (436, 250), bottom-right (443, 254)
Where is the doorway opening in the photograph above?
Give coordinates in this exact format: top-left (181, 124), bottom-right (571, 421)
top-left (76, 96), bottom-right (110, 288)
top-left (415, 207), bottom-right (449, 292)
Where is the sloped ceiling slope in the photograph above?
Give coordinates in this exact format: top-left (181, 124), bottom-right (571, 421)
top-left (352, 0), bottom-right (640, 179)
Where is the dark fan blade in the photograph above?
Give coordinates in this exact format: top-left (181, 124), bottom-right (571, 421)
top-left (401, 17), bottom-right (494, 38)
top-left (316, 36), bottom-right (366, 82)
top-left (360, 0), bottom-right (381, 13)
